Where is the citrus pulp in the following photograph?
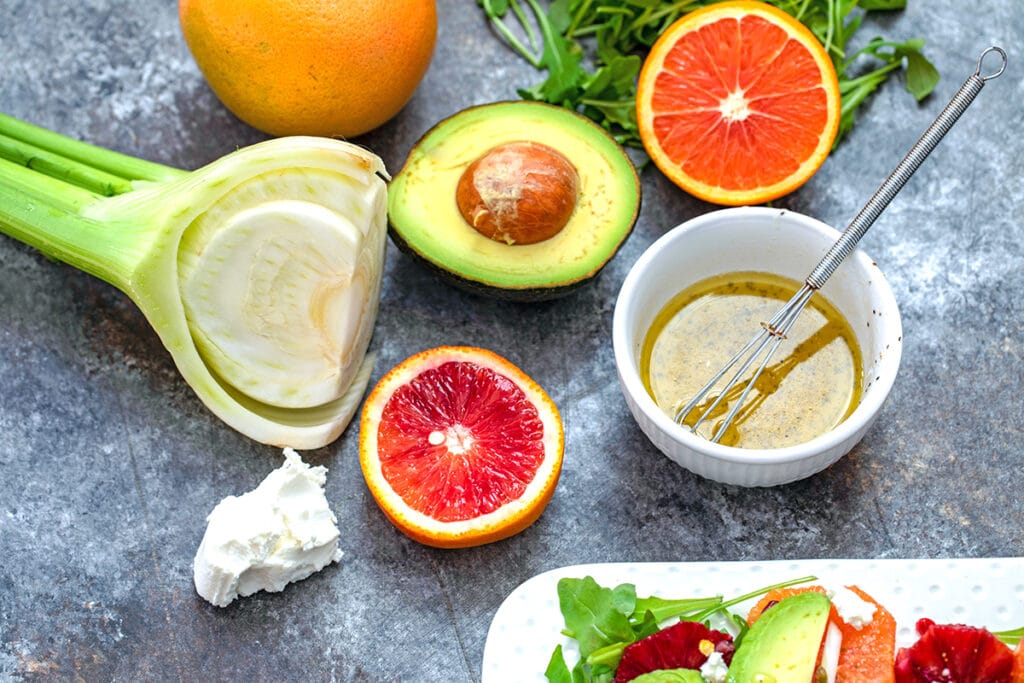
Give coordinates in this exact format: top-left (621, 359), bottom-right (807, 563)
top-left (636, 0), bottom-right (840, 205)
top-left (359, 346), bottom-right (563, 548)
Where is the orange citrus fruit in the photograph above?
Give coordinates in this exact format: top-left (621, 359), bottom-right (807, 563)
top-left (359, 346), bottom-right (564, 548)
top-left (178, 0), bottom-right (437, 138)
top-left (636, 0), bottom-right (840, 206)
top-left (832, 586), bottom-right (896, 683)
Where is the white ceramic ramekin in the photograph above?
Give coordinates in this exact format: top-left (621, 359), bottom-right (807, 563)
top-left (613, 207), bottom-right (902, 487)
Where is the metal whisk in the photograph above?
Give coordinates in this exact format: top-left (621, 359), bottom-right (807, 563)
top-left (676, 46), bottom-right (1007, 443)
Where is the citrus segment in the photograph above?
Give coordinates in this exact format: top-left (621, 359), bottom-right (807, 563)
top-left (895, 619), bottom-right (1016, 683)
top-left (637, 0), bottom-right (840, 205)
top-left (834, 586), bottom-right (896, 683)
top-left (359, 346), bottom-right (563, 548)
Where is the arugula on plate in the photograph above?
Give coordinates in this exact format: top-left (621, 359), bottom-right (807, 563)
top-left (477, 0), bottom-right (939, 149)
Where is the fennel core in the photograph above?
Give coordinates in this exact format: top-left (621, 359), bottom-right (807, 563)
top-left (0, 112), bottom-right (389, 449)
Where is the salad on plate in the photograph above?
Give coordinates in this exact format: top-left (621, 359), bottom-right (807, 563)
top-left (544, 575), bottom-right (1023, 683)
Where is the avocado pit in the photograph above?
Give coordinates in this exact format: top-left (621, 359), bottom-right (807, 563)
top-left (455, 141), bottom-right (579, 245)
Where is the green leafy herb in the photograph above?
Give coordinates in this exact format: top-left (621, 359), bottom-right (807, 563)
top-left (478, 0), bottom-right (939, 149)
top-left (546, 645), bottom-right (587, 683)
top-left (556, 577), bottom-right (639, 658)
top-left (994, 626), bottom-right (1023, 648)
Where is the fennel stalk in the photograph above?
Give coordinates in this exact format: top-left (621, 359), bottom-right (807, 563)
top-left (0, 112), bottom-right (389, 449)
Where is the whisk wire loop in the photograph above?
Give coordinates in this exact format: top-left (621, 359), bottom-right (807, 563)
top-left (674, 47), bottom-right (1006, 444)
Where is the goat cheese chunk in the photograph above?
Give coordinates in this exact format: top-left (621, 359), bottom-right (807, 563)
top-left (193, 448), bottom-right (342, 607)
top-left (829, 585), bottom-right (877, 630)
top-left (701, 651), bottom-right (729, 683)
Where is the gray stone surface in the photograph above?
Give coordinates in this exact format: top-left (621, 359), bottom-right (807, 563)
top-left (1, 0), bottom-right (1022, 680)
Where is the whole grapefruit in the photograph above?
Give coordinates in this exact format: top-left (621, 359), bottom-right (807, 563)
top-left (179, 0), bottom-right (437, 138)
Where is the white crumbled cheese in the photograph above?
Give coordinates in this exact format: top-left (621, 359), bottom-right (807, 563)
top-left (829, 585), bottom-right (877, 630)
top-left (193, 448), bottom-right (342, 607)
top-left (700, 651), bottom-right (729, 683)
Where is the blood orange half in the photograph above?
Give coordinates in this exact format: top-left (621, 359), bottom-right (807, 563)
top-left (358, 346), bottom-right (564, 548)
top-left (636, 0), bottom-right (840, 205)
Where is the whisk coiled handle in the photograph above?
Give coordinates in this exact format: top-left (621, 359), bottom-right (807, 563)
top-left (805, 47), bottom-right (1007, 290)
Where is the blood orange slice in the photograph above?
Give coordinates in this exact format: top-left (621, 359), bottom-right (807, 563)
top-left (636, 0), bottom-right (840, 206)
top-left (895, 619), bottom-right (1015, 683)
top-left (358, 346), bottom-right (563, 548)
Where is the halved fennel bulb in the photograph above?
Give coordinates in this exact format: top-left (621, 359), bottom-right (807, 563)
top-left (0, 115), bottom-right (387, 448)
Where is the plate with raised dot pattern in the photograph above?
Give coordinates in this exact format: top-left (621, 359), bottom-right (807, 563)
top-left (481, 558), bottom-right (1024, 682)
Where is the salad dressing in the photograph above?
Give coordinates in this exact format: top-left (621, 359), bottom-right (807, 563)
top-left (640, 272), bottom-right (863, 449)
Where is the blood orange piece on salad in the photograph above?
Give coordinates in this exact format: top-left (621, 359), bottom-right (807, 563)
top-left (895, 618), bottom-right (1015, 683)
top-left (613, 620), bottom-right (733, 683)
top-left (834, 586), bottom-right (897, 683)
top-left (359, 346), bottom-right (564, 548)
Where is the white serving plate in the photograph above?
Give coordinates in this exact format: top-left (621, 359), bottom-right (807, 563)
top-left (481, 558), bottom-right (1024, 682)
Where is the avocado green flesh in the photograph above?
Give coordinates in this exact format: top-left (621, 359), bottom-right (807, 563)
top-left (727, 592), bottom-right (831, 683)
top-left (387, 101), bottom-right (640, 296)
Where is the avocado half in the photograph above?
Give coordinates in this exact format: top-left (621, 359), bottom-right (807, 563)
top-left (387, 101), bottom-right (641, 301)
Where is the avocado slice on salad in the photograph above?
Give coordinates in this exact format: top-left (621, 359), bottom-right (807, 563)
top-left (727, 592), bottom-right (831, 683)
top-left (387, 101), bottom-right (641, 302)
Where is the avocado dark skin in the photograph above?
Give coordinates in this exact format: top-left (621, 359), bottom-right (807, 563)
top-left (387, 217), bottom-right (638, 302)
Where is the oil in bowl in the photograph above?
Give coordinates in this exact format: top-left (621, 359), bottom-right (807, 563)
top-left (640, 271), bottom-right (863, 449)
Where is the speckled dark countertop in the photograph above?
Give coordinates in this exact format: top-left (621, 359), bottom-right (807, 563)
top-left (1, 1), bottom-right (1022, 680)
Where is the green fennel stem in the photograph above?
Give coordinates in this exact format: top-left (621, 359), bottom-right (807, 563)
top-left (0, 114), bottom-right (183, 289)
top-left (0, 133), bottom-right (134, 197)
top-left (0, 172), bottom-right (138, 288)
top-left (0, 112), bottom-right (183, 185)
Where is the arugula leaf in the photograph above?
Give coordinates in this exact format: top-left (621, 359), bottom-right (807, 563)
top-left (633, 609), bottom-right (662, 640)
top-left (832, 35), bottom-right (938, 145)
top-left (479, 0), bottom-right (940, 150)
top-left (632, 594), bottom-right (722, 625)
top-left (517, 0), bottom-right (585, 103)
top-left (993, 626), bottom-right (1024, 647)
top-left (545, 645), bottom-right (586, 683)
top-left (556, 577), bottom-right (638, 658)
top-left (579, 54), bottom-right (642, 139)
top-left (900, 45), bottom-right (940, 101)
top-left (586, 639), bottom-right (631, 675)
